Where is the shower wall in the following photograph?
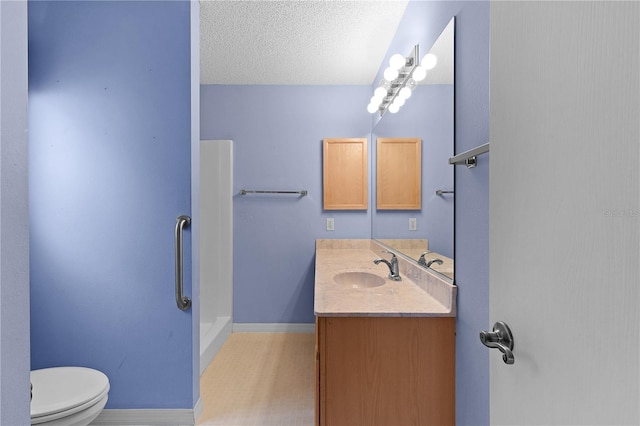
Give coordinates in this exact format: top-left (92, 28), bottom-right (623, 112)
top-left (199, 140), bottom-right (233, 373)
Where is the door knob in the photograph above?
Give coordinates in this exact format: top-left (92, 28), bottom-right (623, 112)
top-left (480, 321), bottom-right (515, 365)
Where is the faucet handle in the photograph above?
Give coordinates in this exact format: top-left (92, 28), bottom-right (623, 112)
top-left (382, 250), bottom-right (397, 259)
top-left (426, 258), bottom-right (444, 268)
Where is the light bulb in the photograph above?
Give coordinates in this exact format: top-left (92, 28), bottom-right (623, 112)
top-left (406, 78), bottom-right (417, 90)
top-left (398, 87), bottom-right (412, 100)
top-left (370, 95), bottom-right (383, 106)
top-left (384, 67), bottom-right (399, 81)
top-left (389, 53), bottom-right (406, 70)
top-left (422, 53), bottom-right (438, 70)
top-left (393, 97), bottom-right (405, 108)
top-left (374, 87), bottom-right (387, 98)
top-left (412, 66), bottom-right (427, 82)
top-left (367, 103), bottom-right (379, 114)
top-left (388, 103), bottom-right (400, 114)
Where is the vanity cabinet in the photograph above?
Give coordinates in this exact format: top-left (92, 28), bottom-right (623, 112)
top-left (315, 316), bottom-right (455, 426)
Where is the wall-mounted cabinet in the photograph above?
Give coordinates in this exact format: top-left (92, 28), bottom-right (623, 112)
top-left (376, 137), bottom-right (421, 210)
top-left (322, 138), bottom-right (368, 210)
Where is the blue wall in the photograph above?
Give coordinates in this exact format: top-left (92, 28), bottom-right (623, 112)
top-left (29, 1), bottom-right (198, 409)
top-left (0, 1), bottom-right (31, 424)
top-left (451, 3), bottom-right (490, 424)
top-left (379, 2), bottom-right (490, 423)
top-left (201, 85), bottom-right (372, 323)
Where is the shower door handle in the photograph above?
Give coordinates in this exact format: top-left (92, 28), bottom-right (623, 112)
top-left (175, 215), bottom-right (192, 311)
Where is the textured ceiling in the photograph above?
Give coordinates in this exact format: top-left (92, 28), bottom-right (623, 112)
top-left (200, 0), bottom-right (409, 85)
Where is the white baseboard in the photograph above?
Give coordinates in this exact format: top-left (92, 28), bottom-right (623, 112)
top-left (232, 323), bottom-right (315, 333)
top-left (91, 407), bottom-right (197, 426)
top-left (193, 398), bottom-right (203, 424)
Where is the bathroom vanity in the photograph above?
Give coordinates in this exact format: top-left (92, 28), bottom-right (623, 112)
top-left (314, 240), bottom-right (456, 425)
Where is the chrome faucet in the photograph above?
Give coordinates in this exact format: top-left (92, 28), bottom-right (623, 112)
top-left (374, 251), bottom-right (401, 281)
top-left (426, 258), bottom-right (443, 268)
top-left (418, 252), bottom-right (443, 268)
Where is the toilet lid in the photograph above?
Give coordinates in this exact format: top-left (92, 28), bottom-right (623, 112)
top-left (31, 367), bottom-right (110, 419)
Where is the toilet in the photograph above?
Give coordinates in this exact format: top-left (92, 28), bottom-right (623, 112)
top-left (30, 367), bottom-right (109, 426)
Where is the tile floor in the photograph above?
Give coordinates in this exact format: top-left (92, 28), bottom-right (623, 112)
top-left (197, 333), bottom-right (315, 426)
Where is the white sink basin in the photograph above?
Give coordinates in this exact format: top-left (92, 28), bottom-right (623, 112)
top-left (333, 271), bottom-right (386, 289)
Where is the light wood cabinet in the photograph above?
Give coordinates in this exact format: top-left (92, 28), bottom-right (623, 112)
top-left (316, 316), bottom-right (455, 425)
top-left (323, 138), bottom-right (368, 210)
top-left (376, 137), bottom-right (421, 210)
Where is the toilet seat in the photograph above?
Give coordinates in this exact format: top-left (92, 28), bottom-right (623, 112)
top-left (31, 367), bottom-right (110, 425)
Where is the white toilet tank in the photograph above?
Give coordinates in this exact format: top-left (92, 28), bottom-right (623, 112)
top-left (31, 367), bottom-right (109, 426)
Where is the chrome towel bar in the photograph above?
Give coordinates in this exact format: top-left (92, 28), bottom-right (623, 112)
top-left (240, 189), bottom-right (308, 196)
top-left (175, 215), bottom-right (191, 311)
top-left (448, 143), bottom-right (490, 168)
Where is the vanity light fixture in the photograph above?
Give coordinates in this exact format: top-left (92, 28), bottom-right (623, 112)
top-left (367, 46), bottom-right (438, 116)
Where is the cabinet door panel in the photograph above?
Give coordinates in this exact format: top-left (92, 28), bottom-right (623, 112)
top-left (377, 137), bottom-right (421, 210)
top-left (323, 138), bottom-right (368, 210)
top-left (318, 317), bottom-right (455, 425)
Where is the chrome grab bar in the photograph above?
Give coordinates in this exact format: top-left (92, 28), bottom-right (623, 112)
top-left (175, 215), bottom-right (192, 311)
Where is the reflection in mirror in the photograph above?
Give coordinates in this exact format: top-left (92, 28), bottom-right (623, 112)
top-left (372, 18), bottom-right (454, 281)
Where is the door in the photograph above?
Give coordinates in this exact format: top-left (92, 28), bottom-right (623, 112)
top-left (489, 1), bottom-right (639, 424)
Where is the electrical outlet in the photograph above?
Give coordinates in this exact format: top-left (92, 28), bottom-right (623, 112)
top-left (409, 218), bottom-right (417, 231)
top-left (326, 218), bottom-right (335, 231)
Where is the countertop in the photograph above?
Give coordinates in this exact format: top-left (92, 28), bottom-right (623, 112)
top-left (314, 240), bottom-right (456, 317)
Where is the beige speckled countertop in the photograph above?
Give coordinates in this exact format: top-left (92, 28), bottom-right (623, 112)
top-left (314, 239), bottom-right (456, 317)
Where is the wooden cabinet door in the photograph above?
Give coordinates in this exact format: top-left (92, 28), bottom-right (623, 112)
top-left (323, 138), bottom-right (368, 210)
top-left (376, 137), bottom-right (421, 210)
top-left (315, 318), bottom-right (321, 426)
top-left (317, 316), bottom-right (455, 425)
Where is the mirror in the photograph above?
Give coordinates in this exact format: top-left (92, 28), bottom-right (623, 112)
top-left (371, 18), bottom-right (454, 280)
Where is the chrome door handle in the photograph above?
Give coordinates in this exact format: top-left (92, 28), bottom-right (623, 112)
top-left (480, 321), bottom-right (514, 365)
top-left (175, 215), bottom-right (191, 311)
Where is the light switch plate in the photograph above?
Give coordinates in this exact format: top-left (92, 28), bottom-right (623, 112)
top-left (326, 218), bottom-right (335, 231)
top-left (409, 218), bottom-right (417, 231)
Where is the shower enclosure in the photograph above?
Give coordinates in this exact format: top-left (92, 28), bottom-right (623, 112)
top-left (199, 140), bottom-right (233, 374)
